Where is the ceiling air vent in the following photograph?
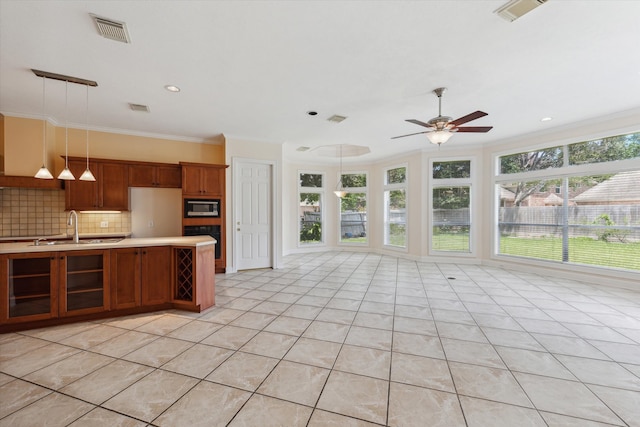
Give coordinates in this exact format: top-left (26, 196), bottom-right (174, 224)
top-left (129, 103), bottom-right (150, 112)
top-left (90, 14), bottom-right (131, 43)
top-left (327, 114), bottom-right (347, 123)
top-left (495, 0), bottom-right (547, 22)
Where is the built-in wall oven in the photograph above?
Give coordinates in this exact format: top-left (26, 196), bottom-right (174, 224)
top-left (183, 225), bottom-right (221, 260)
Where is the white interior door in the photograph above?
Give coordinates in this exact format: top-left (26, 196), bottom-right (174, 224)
top-left (235, 161), bottom-right (272, 270)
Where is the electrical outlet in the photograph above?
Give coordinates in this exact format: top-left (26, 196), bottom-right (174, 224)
top-left (148, 220), bottom-right (154, 228)
top-left (100, 221), bottom-right (108, 228)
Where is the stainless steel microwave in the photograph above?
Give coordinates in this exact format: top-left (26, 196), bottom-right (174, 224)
top-left (184, 199), bottom-right (220, 217)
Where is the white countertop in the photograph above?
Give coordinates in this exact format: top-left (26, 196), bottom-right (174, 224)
top-left (0, 236), bottom-right (216, 255)
top-left (0, 232), bottom-right (132, 242)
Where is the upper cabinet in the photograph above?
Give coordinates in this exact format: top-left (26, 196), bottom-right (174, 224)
top-left (129, 163), bottom-right (181, 188)
top-left (65, 158), bottom-right (129, 211)
top-left (181, 163), bottom-right (226, 196)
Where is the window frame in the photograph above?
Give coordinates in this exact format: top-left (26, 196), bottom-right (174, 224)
top-left (338, 170), bottom-right (369, 246)
top-left (492, 130), bottom-right (640, 272)
top-left (429, 157), bottom-right (476, 257)
top-left (298, 170), bottom-right (325, 247)
top-left (383, 164), bottom-right (408, 251)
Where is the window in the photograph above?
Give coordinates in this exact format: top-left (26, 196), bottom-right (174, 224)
top-left (299, 172), bottom-right (324, 245)
top-left (431, 160), bottom-right (472, 253)
top-left (383, 166), bottom-right (407, 248)
top-left (339, 172), bottom-right (367, 244)
top-left (569, 132), bottom-right (640, 165)
top-left (499, 146), bottom-right (563, 174)
top-left (496, 131), bottom-right (640, 272)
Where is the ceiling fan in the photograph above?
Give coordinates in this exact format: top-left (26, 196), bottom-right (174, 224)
top-left (392, 87), bottom-right (493, 145)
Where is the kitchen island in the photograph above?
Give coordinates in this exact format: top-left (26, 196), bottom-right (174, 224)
top-left (0, 236), bottom-right (216, 333)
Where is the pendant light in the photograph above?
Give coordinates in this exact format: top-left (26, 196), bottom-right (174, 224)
top-left (57, 80), bottom-right (75, 180)
top-left (34, 76), bottom-right (54, 179)
top-left (79, 84), bottom-right (95, 181)
top-left (334, 144), bottom-right (347, 198)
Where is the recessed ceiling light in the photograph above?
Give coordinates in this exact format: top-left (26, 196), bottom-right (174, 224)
top-left (541, 117), bottom-right (553, 122)
top-left (164, 85), bottom-right (180, 92)
top-left (307, 111), bottom-right (318, 116)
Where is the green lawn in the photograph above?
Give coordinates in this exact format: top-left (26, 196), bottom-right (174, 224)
top-left (500, 236), bottom-right (640, 271)
top-left (432, 233), bottom-right (470, 252)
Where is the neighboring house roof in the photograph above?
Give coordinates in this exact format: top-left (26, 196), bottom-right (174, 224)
top-left (544, 193), bottom-right (563, 205)
top-left (500, 187), bottom-right (515, 201)
top-left (573, 171), bottom-right (640, 204)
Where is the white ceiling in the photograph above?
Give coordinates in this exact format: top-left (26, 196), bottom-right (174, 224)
top-left (1, 1), bottom-right (640, 164)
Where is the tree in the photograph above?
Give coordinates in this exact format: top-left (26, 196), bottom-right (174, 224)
top-left (432, 161), bottom-right (470, 179)
top-left (500, 133), bottom-right (640, 206)
top-left (500, 147), bottom-right (563, 206)
top-left (569, 133), bottom-right (640, 165)
top-left (299, 174), bottom-right (322, 205)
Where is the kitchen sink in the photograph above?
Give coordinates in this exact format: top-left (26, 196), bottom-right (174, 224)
top-left (30, 238), bottom-right (124, 246)
top-left (79, 238), bottom-right (124, 244)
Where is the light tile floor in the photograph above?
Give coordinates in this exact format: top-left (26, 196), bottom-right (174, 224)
top-left (1, 251), bottom-right (640, 426)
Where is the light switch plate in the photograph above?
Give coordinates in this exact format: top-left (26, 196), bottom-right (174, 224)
top-left (100, 221), bottom-right (108, 228)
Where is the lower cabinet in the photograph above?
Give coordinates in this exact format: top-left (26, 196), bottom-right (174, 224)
top-left (1, 243), bottom-right (214, 332)
top-left (110, 246), bottom-right (171, 310)
top-left (142, 246), bottom-right (171, 306)
top-left (0, 250), bottom-right (109, 323)
top-left (0, 252), bottom-right (59, 323)
top-left (172, 244), bottom-right (215, 311)
top-left (59, 250), bottom-right (110, 316)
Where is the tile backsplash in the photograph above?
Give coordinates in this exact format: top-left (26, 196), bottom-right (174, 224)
top-left (0, 188), bottom-right (131, 237)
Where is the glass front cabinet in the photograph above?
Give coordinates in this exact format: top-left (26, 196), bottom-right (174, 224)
top-left (1, 252), bottom-right (59, 322)
top-left (59, 250), bottom-right (110, 316)
top-left (1, 250), bottom-right (109, 323)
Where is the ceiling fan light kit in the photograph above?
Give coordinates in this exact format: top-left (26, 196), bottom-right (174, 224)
top-left (427, 130), bottom-right (454, 145)
top-left (392, 87), bottom-right (493, 145)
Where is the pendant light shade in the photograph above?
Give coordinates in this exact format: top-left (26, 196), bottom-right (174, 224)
top-left (334, 144), bottom-right (346, 198)
top-left (58, 80), bottom-right (75, 181)
top-left (34, 76), bottom-right (54, 179)
top-left (79, 84), bottom-right (95, 181)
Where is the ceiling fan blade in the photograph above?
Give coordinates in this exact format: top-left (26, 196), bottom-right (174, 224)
top-left (450, 111), bottom-right (487, 127)
top-left (391, 130), bottom-right (431, 139)
top-left (406, 119), bottom-right (433, 128)
top-left (455, 126), bottom-right (493, 133)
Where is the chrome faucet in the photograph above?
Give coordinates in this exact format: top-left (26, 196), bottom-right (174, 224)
top-left (67, 210), bottom-right (79, 243)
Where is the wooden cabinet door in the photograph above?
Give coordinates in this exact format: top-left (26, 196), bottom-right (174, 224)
top-left (110, 248), bottom-right (141, 310)
top-left (128, 164), bottom-right (156, 187)
top-left (1, 252), bottom-right (59, 323)
top-left (59, 250), bottom-right (110, 316)
top-left (201, 166), bottom-right (223, 196)
top-left (65, 160), bottom-right (98, 210)
top-left (141, 246), bottom-right (171, 306)
top-left (156, 165), bottom-right (182, 188)
top-left (182, 165), bottom-right (203, 195)
top-left (100, 163), bottom-right (129, 210)
top-left (129, 164), bottom-right (181, 188)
